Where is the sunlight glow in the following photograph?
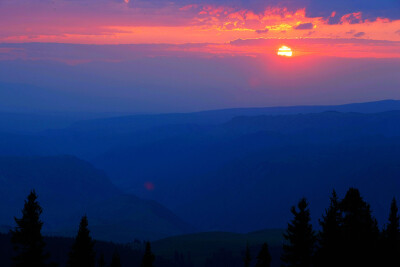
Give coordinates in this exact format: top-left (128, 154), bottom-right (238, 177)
top-left (277, 46), bottom-right (293, 57)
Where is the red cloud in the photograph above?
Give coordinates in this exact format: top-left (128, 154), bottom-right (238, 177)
top-left (341, 12), bottom-right (363, 24)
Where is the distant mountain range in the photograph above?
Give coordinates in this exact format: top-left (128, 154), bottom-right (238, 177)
top-left (1, 99), bottom-right (400, 238)
top-left (0, 233), bottom-right (144, 267)
top-left (1, 99), bottom-right (400, 134)
top-left (66, 99), bottom-right (400, 134)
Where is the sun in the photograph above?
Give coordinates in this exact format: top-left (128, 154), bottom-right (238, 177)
top-left (277, 46), bottom-right (293, 57)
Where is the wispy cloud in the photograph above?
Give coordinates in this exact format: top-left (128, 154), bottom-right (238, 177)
top-left (354, 32), bottom-right (366, 37)
top-left (294, 23), bottom-right (314, 30)
top-left (256, 28), bottom-right (269, 34)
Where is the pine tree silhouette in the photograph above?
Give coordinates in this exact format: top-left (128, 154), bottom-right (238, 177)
top-left (11, 190), bottom-right (49, 267)
top-left (110, 251), bottom-right (121, 267)
top-left (141, 242), bottom-right (155, 267)
top-left (98, 252), bottom-right (105, 267)
top-left (315, 190), bottom-right (342, 267)
top-left (383, 198), bottom-right (400, 266)
top-left (67, 216), bottom-right (95, 267)
top-left (340, 188), bottom-right (379, 267)
top-left (244, 244), bottom-right (251, 267)
top-left (255, 243), bottom-right (271, 267)
top-left (281, 198), bottom-right (316, 267)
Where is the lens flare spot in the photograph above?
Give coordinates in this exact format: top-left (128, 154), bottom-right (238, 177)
top-left (277, 46), bottom-right (293, 57)
top-left (144, 182), bottom-right (154, 191)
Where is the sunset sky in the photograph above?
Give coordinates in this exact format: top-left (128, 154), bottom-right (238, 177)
top-left (0, 0), bottom-right (399, 112)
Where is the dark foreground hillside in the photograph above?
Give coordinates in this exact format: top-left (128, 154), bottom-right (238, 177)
top-left (0, 231), bottom-right (284, 267)
top-left (2, 186), bottom-right (399, 267)
top-left (153, 229), bottom-right (284, 267)
top-left (0, 233), bottom-right (142, 267)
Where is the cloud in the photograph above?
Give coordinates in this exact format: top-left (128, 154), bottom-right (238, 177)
top-left (255, 28), bottom-right (269, 34)
top-left (294, 23), bottom-right (314, 30)
top-left (305, 0), bottom-right (400, 20)
top-left (354, 32), bottom-right (365, 37)
top-left (142, 0), bottom-right (400, 20)
top-left (162, 0), bottom-right (400, 21)
top-left (1, 0), bottom-right (400, 21)
top-left (327, 16), bottom-right (341, 25)
top-left (0, 1), bottom-right (399, 44)
top-left (341, 12), bottom-right (363, 24)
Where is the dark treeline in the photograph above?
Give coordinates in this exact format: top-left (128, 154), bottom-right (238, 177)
top-left (1, 188), bottom-right (400, 267)
top-left (199, 187), bottom-right (400, 267)
top-left (0, 234), bottom-right (146, 267)
top-left (5, 191), bottom-right (159, 267)
top-left (280, 188), bottom-right (400, 267)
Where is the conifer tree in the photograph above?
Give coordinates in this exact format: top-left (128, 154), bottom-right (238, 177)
top-left (340, 188), bottom-right (379, 267)
top-left (244, 244), bottom-right (251, 267)
top-left (141, 242), bottom-right (155, 267)
top-left (11, 190), bottom-right (49, 267)
top-left (315, 190), bottom-right (342, 267)
top-left (383, 198), bottom-right (400, 266)
top-left (109, 251), bottom-right (121, 267)
top-left (98, 252), bottom-right (105, 267)
top-left (281, 198), bottom-right (316, 267)
top-left (255, 243), bottom-right (271, 267)
top-left (67, 216), bottom-right (95, 267)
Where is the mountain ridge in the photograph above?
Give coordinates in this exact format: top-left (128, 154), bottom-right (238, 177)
top-left (66, 99), bottom-right (400, 133)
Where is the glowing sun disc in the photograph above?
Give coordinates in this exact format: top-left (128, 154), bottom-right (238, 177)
top-left (277, 46), bottom-right (293, 57)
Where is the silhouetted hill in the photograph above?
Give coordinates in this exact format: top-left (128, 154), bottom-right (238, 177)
top-left (0, 230), bottom-right (283, 267)
top-left (0, 156), bottom-right (193, 242)
top-left (153, 229), bottom-right (284, 267)
top-left (67, 99), bottom-right (400, 134)
top-left (81, 194), bottom-right (195, 242)
top-left (0, 232), bottom-right (143, 267)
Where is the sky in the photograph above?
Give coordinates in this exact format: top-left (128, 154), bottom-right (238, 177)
top-left (0, 0), bottom-right (399, 113)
